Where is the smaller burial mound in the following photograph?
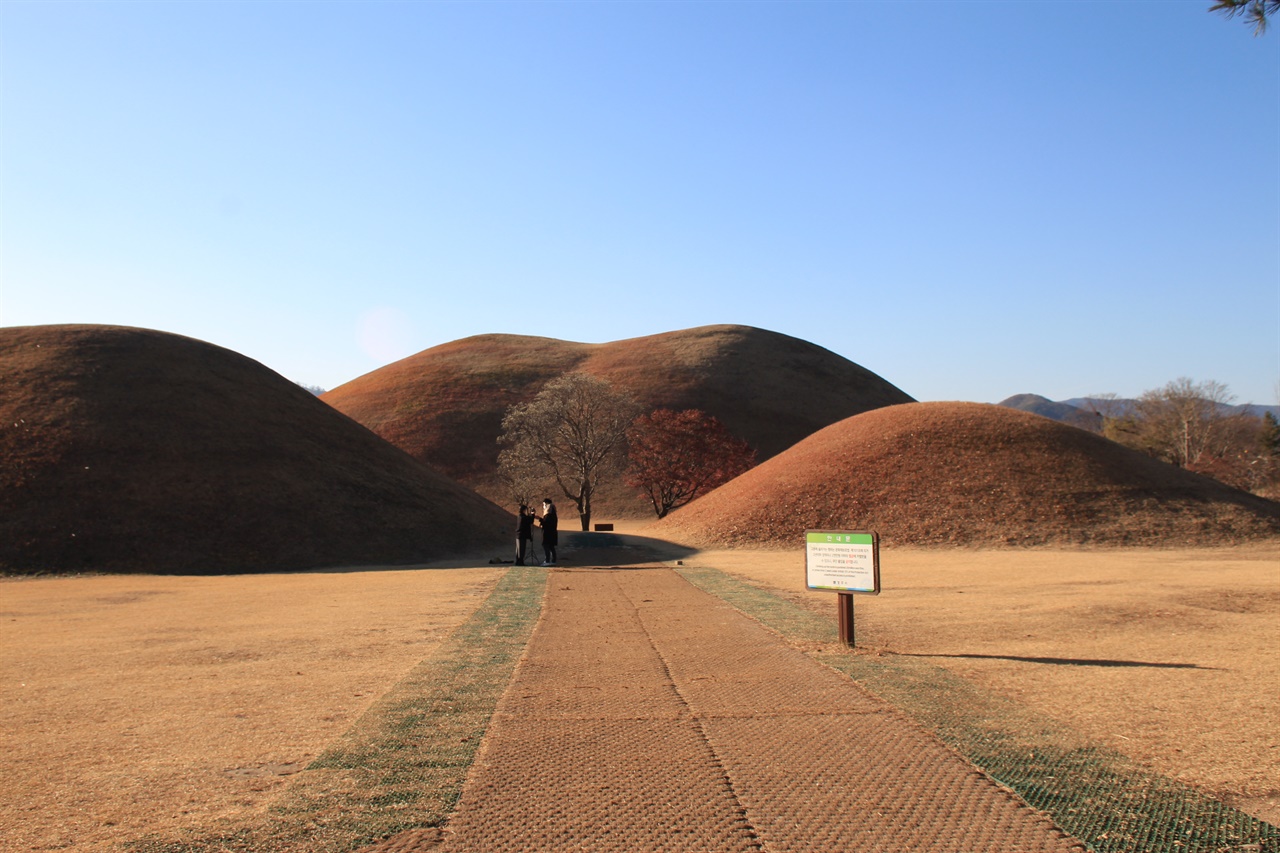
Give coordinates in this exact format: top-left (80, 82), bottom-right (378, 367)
top-left (0, 325), bottom-right (512, 574)
top-left (647, 401), bottom-right (1280, 549)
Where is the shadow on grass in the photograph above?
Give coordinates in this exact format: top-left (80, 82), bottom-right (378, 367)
top-left (558, 531), bottom-right (698, 567)
top-left (895, 651), bottom-right (1222, 670)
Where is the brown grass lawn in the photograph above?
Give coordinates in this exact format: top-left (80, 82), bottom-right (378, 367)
top-left (696, 542), bottom-right (1280, 826)
top-left (2, 542), bottom-right (1277, 851)
top-left (1, 567), bottom-right (504, 852)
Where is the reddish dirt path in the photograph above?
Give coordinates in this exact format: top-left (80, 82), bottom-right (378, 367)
top-left (371, 567), bottom-right (1085, 852)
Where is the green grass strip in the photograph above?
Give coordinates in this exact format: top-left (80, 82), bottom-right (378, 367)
top-left (677, 565), bottom-right (1279, 853)
top-left (129, 567), bottom-right (546, 853)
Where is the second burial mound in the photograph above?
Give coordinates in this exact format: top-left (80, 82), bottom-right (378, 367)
top-left (322, 324), bottom-right (915, 508)
top-left (1, 325), bottom-right (512, 573)
top-left (648, 401), bottom-right (1280, 548)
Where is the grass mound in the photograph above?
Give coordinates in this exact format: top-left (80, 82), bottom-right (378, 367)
top-left (322, 324), bottom-right (914, 512)
top-left (1, 325), bottom-right (512, 573)
top-left (652, 402), bottom-right (1280, 548)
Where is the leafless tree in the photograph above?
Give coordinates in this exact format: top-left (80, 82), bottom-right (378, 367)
top-left (496, 443), bottom-right (551, 510)
top-left (497, 374), bottom-right (640, 531)
top-left (1134, 378), bottom-right (1238, 468)
top-left (1078, 393), bottom-right (1136, 439)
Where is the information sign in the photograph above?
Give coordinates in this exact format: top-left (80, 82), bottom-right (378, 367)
top-left (805, 530), bottom-right (880, 594)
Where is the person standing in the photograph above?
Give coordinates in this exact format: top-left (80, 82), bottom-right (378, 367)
top-left (539, 498), bottom-right (558, 566)
top-left (515, 504), bottom-right (535, 566)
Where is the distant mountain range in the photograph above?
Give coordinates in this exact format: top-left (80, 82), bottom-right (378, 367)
top-left (999, 394), bottom-right (1278, 423)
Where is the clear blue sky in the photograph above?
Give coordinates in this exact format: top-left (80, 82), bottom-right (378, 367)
top-left (2, 1), bottom-right (1277, 405)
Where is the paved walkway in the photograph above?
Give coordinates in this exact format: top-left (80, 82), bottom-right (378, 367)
top-left (371, 567), bottom-right (1084, 852)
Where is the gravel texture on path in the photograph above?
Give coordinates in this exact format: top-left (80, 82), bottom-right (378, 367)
top-left (367, 567), bottom-right (1085, 853)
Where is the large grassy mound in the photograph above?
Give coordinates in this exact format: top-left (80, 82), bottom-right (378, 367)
top-left (648, 401), bottom-right (1280, 548)
top-left (0, 325), bottom-right (512, 574)
top-left (321, 325), bottom-right (914, 513)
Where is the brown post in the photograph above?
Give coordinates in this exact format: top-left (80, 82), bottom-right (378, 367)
top-left (837, 592), bottom-right (855, 647)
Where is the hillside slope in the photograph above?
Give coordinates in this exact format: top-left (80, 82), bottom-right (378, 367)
top-left (1, 325), bottom-right (512, 573)
top-left (648, 402), bottom-right (1280, 548)
top-left (322, 325), bottom-right (914, 512)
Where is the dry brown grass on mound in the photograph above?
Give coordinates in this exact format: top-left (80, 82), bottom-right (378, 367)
top-left (648, 401), bottom-right (1280, 549)
top-left (0, 325), bottom-right (513, 574)
top-left (322, 334), bottom-right (592, 485)
top-left (322, 325), bottom-right (914, 515)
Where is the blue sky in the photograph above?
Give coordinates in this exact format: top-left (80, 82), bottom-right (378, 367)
top-left (2, 0), bottom-right (1277, 405)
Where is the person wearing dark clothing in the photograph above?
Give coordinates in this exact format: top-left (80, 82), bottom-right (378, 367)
top-left (539, 498), bottom-right (558, 566)
top-left (515, 504), bottom-right (535, 566)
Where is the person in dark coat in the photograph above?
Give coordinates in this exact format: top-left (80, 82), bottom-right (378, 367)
top-left (538, 498), bottom-right (558, 566)
top-left (515, 504), bottom-right (535, 566)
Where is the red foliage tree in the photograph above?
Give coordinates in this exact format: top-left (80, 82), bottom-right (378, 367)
top-left (626, 409), bottom-right (756, 518)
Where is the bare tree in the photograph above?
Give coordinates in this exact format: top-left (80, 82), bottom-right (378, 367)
top-left (1186, 411), bottom-right (1278, 493)
top-left (1086, 380), bottom-right (1278, 495)
top-left (496, 443), bottom-right (551, 510)
top-left (1080, 393), bottom-right (1136, 439)
top-left (497, 374), bottom-right (640, 531)
top-left (1135, 378), bottom-right (1238, 468)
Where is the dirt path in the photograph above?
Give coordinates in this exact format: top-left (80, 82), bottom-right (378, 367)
top-left (371, 567), bottom-right (1084, 853)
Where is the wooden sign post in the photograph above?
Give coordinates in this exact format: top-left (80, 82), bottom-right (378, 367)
top-left (805, 530), bottom-right (880, 647)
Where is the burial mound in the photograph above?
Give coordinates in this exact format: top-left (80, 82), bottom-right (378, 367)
top-left (322, 324), bottom-right (914, 512)
top-left (0, 325), bottom-right (512, 574)
top-left (648, 401), bottom-right (1280, 548)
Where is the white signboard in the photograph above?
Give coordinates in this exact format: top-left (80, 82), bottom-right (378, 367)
top-left (805, 530), bottom-right (880, 594)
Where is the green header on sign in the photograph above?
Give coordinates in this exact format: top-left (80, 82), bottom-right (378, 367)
top-left (806, 532), bottom-right (875, 546)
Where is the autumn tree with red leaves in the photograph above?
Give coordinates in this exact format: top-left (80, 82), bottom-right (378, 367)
top-left (626, 409), bottom-right (756, 519)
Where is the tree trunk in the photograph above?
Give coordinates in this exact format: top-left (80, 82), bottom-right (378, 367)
top-left (577, 479), bottom-right (593, 531)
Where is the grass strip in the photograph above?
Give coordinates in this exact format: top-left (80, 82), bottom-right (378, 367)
top-left (129, 567), bottom-right (546, 853)
top-left (677, 565), bottom-right (1278, 853)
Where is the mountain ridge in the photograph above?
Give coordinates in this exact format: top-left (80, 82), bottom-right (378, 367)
top-left (1000, 394), bottom-right (1277, 422)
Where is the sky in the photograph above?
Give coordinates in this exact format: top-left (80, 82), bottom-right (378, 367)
top-left (1, 1), bottom-right (1277, 406)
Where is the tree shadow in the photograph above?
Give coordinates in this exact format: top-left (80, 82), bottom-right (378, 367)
top-left (557, 531), bottom-right (698, 568)
top-left (893, 652), bottom-right (1223, 671)
top-left (308, 531), bottom-right (695, 573)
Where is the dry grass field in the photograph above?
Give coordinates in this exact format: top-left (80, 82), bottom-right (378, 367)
top-left (3, 540), bottom-right (1276, 852)
top-left (1, 566), bottom-right (505, 852)
top-left (685, 542), bottom-right (1280, 827)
